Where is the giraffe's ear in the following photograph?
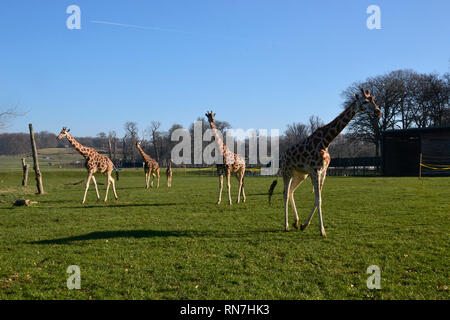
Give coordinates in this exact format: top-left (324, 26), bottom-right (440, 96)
top-left (67, 128), bottom-right (70, 132)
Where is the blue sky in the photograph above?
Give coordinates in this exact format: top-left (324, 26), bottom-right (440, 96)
top-left (1, 0), bottom-right (449, 137)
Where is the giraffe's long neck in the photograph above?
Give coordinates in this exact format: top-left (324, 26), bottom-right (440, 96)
top-left (318, 100), bottom-right (360, 148)
top-left (209, 121), bottom-right (227, 155)
top-left (136, 144), bottom-right (148, 159)
top-left (66, 134), bottom-right (91, 159)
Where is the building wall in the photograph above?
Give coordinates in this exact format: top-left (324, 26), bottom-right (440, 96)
top-left (382, 127), bottom-right (450, 176)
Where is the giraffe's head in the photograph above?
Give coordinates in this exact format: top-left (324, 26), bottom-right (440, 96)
top-left (136, 141), bottom-right (141, 148)
top-left (56, 127), bottom-right (70, 140)
top-left (355, 88), bottom-right (382, 118)
top-left (205, 111), bottom-right (216, 123)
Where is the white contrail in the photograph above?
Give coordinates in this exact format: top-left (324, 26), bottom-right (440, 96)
top-left (90, 20), bottom-right (194, 35)
top-left (90, 19), bottom-right (283, 46)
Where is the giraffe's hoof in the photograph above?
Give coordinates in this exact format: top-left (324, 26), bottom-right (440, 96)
top-left (320, 230), bottom-right (327, 237)
top-left (300, 224), bottom-right (307, 231)
top-left (293, 221), bottom-right (299, 230)
top-left (284, 227), bottom-right (290, 232)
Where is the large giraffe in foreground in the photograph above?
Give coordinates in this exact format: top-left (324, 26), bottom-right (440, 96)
top-left (205, 111), bottom-right (246, 205)
top-left (136, 141), bottom-right (160, 189)
top-left (269, 89), bottom-right (382, 236)
top-left (57, 127), bottom-right (118, 203)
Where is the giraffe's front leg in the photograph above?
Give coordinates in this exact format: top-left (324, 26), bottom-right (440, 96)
top-left (217, 175), bottom-right (223, 204)
top-left (236, 172), bottom-right (243, 204)
top-left (145, 171), bottom-right (149, 189)
top-left (156, 169), bottom-right (160, 189)
top-left (111, 175), bottom-right (118, 200)
top-left (91, 175), bottom-right (101, 201)
top-left (241, 175), bottom-right (246, 203)
top-left (290, 192), bottom-right (299, 230)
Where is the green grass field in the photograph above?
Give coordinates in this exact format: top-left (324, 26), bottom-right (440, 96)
top-left (0, 166), bottom-right (449, 299)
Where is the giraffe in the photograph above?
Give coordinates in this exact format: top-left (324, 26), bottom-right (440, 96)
top-left (268, 89), bottom-right (382, 236)
top-left (205, 111), bottom-right (246, 205)
top-left (136, 141), bottom-right (160, 189)
top-left (166, 159), bottom-right (173, 188)
top-left (56, 127), bottom-right (118, 204)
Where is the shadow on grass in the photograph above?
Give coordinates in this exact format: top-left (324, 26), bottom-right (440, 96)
top-left (30, 228), bottom-right (282, 244)
top-left (31, 229), bottom-right (211, 244)
top-left (58, 202), bottom-right (179, 209)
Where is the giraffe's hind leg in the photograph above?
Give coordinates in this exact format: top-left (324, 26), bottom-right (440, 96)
top-left (82, 171), bottom-right (93, 204)
top-left (289, 173), bottom-right (308, 229)
top-left (283, 175), bottom-right (293, 232)
top-left (226, 169), bottom-right (232, 205)
top-left (235, 170), bottom-right (244, 204)
top-left (150, 169), bottom-right (156, 188)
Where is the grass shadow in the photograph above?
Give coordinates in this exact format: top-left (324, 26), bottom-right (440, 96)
top-left (58, 202), bottom-right (179, 209)
top-left (30, 229), bottom-right (209, 244)
top-left (30, 228), bottom-right (285, 245)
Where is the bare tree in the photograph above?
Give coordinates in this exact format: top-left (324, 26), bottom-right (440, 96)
top-left (342, 69), bottom-right (450, 156)
top-left (0, 107), bottom-right (23, 131)
top-left (108, 130), bottom-right (117, 162)
top-left (149, 121), bottom-right (161, 162)
top-left (285, 122), bottom-right (309, 145)
top-left (308, 115), bottom-right (324, 134)
top-left (123, 121), bottom-right (139, 163)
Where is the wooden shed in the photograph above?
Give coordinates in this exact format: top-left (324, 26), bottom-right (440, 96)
top-left (382, 126), bottom-right (450, 176)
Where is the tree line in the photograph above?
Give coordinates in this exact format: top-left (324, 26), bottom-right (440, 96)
top-left (1, 69), bottom-right (448, 162)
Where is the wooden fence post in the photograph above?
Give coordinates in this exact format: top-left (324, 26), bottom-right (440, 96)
top-left (29, 123), bottom-right (45, 194)
top-left (21, 158), bottom-right (29, 186)
top-left (419, 153), bottom-right (423, 180)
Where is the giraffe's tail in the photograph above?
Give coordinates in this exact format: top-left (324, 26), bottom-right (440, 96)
top-left (268, 179), bottom-right (278, 205)
top-left (113, 167), bottom-right (120, 181)
top-left (267, 160), bottom-right (281, 205)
